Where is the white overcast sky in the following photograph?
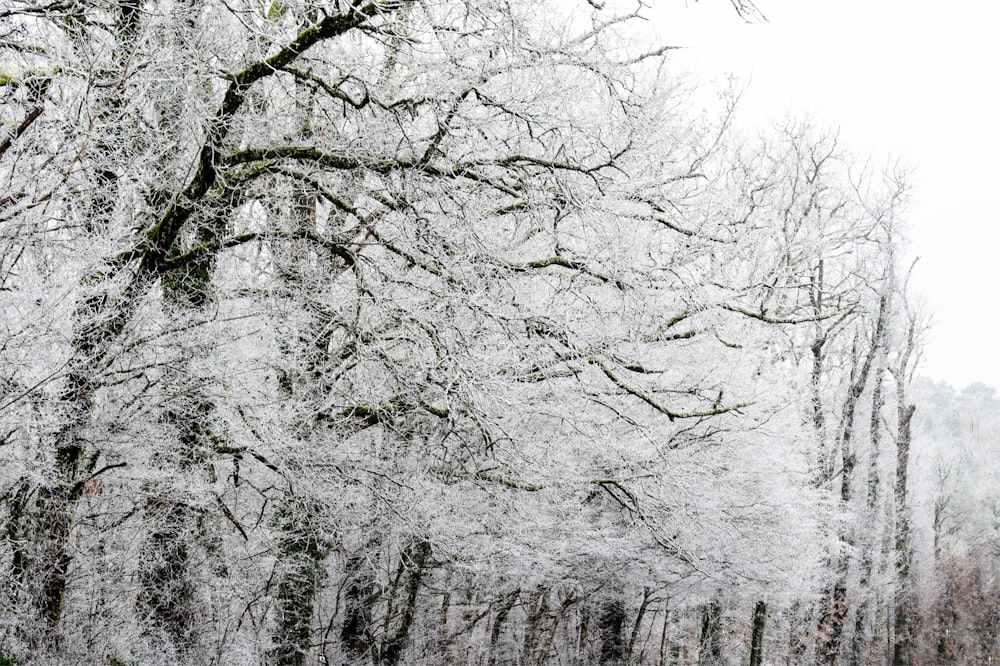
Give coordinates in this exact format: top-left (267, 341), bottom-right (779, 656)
top-left (647, 0), bottom-right (1000, 391)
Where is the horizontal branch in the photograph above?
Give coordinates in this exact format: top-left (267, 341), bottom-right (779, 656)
top-left (70, 462), bottom-right (127, 499)
top-left (652, 215), bottom-right (734, 243)
top-left (636, 197), bottom-right (735, 243)
top-left (644, 329), bottom-right (696, 344)
top-left (508, 255), bottom-right (624, 288)
top-left (474, 471), bottom-right (542, 492)
top-left (330, 396), bottom-right (449, 428)
top-left (458, 153), bottom-right (608, 175)
top-left (224, 144), bottom-right (529, 201)
top-left (721, 302), bottom-right (851, 325)
top-left (282, 65), bottom-right (434, 113)
top-left (161, 232), bottom-right (259, 270)
top-left (594, 358), bottom-right (750, 421)
top-left (221, 145), bottom-right (414, 173)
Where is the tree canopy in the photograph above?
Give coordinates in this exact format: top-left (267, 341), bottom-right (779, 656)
top-left (0, 1), bottom-right (970, 665)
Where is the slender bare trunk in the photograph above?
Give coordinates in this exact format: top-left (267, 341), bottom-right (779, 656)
top-left (891, 298), bottom-right (919, 666)
top-left (749, 601), bottom-right (767, 666)
top-left (627, 588), bottom-right (653, 664)
top-left (380, 539), bottom-right (431, 666)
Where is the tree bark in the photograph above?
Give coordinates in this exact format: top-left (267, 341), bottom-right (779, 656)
top-left (749, 600), bottom-right (767, 666)
top-left (599, 597), bottom-right (626, 666)
top-left (380, 539), bottom-right (431, 666)
top-left (9, 1), bottom-right (143, 643)
top-left (521, 589), bottom-right (550, 666)
top-left (851, 331), bottom-right (890, 666)
top-left (268, 499), bottom-right (329, 666)
top-left (892, 403), bottom-right (916, 666)
top-left (891, 299), bottom-right (919, 666)
top-left (341, 555), bottom-right (378, 663)
top-left (817, 290), bottom-right (888, 665)
top-left (576, 598), bottom-right (590, 666)
top-left (487, 589), bottom-right (520, 666)
top-left (699, 600), bottom-right (723, 666)
top-left (627, 588), bottom-right (653, 664)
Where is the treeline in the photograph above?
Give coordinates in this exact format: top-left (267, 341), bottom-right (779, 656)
top-left (0, 0), bottom-right (990, 664)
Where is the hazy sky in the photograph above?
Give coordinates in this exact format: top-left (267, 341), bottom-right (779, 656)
top-left (649, 0), bottom-right (1000, 391)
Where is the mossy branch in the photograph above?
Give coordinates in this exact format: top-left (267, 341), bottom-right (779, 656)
top-left (473, 471), bottom-right (541, 492)
top-left (508, 255), bottom-right (624, 288)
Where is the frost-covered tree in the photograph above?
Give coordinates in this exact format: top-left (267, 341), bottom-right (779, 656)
top-left (906, 378), bottom-right (1000, 663)
top-left (0, 1), bottom-right (926, 664)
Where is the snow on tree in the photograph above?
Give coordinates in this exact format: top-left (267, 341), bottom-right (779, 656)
top-left (0, 1), bottom-right (931, 664)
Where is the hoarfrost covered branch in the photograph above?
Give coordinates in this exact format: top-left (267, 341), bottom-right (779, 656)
top-left (0, 1), bottom-right (931, 664)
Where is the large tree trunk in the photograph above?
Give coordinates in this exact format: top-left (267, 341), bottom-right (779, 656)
top-left (599, 596), bottom-right (626, 666)
top-left (8, 4), bottom-right (143, 645)
top-left (341, 554), bottom-right (379, 663)
top-left (851, 335), bottom-right (890, 666)
top-left (817, 290), bottom-right (888, 665)
top-left (699, 600), bottom-right (723, 666)
top-left (136, 171), bottom-right (235, 651)
top-left (137, 499), bottom-right (196, 648)
top-left (268, 499), bottom-right (329, 666)
top-left (627, 588), bottom-right (653, 664)
top-left (891, 298), bottom-right (919, 666)
top-left (787, 602), bottom-right (810, 665)
top-left (892, 403), bottom-right (916, 665)
top-left (487, 589), bottom-right (520, 666)
top-left (521, 588), bottom-right (551, 665)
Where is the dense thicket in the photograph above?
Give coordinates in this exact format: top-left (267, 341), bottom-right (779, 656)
top-left (0, 1), bottom-right (977, 664)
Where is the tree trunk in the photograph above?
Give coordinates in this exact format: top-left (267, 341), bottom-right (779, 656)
top-left (341, 555), bottom-right (378, 663)
top-left (537, 591), bottom-right (577, 666)
top-left (138, 499), bottom-right (197, 649)
top-left (890, 296), bottom-right (919, 666)
top-left (892, 402), bottom-right (917, 665)
top-left (380, 539), bottom-right (431, 666)
top-left (487, 589), bottom-right (520, 666)
top-left (521, 589), bottom-right (550, 666)
top-left (8, 2), bottom-right (143, 644)
top-left (268, 499), bottom-right (329, 666)
top-left (136, 175), bottom-right (234, 651)
top-left (816, 579), bottom-right (848, 665)
top-left (787, 602), bottom-right (809, 665)
top-left (851, 345), bottom-right (890, 666)
top-left (749, 600), bottom-right (767, 666)
top-left (577, 598), bottom-right (590, 666)
top-left (599, 597), bottom-right (626, 666)
top-left (627, 588), bottom-right (653, 664)
top-left (658, 606), bottom-right (670, 666)
top-left (818, 292), bottom-right (888, 665)
top-left (699, 600), bottom-right (723, 666)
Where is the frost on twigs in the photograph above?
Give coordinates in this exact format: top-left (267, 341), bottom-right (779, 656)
top-left (0, 1), bottom-right (927, 664)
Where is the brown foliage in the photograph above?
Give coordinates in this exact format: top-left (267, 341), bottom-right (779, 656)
top-left (919, 548), bottom-right (1000, 664)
